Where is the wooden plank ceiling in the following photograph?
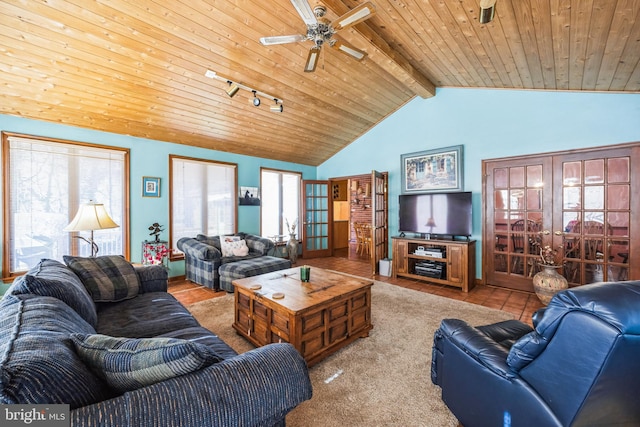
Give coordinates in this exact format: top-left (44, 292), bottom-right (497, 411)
top-left (1, 1), bottom-right (638, 166)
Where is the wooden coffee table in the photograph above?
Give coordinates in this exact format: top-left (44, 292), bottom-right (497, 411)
top-left (232, 267), bottom-right (373, 366)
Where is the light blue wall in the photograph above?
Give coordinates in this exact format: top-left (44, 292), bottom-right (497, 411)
top-left (317, 87), bottom-right (640, 278)
top-left (0, 115), bottom-right (316, 279)
top-left (2, 88), bottom-right (639, 283)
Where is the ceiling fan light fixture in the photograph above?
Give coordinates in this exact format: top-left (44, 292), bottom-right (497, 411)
top-left (479, 0), bottom-right (497, 24)
top-left (226, 81), bottom-right (240, 97)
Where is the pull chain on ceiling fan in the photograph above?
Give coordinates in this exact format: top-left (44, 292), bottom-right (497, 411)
top-left (260, 0), bottom-right (376, 73)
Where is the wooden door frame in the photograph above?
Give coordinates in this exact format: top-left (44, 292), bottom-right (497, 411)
top-left (324, 171), bottom-right (388, 272)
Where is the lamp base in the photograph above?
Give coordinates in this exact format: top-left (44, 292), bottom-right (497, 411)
top-left (73, 235), bottom-right (99, 257)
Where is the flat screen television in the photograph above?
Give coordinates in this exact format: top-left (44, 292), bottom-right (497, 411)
top-left (399, 192), bottom-right (473, 238)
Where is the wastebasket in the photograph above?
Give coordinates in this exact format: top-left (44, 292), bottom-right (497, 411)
top-left (379, 258), bottom-right (392, 277)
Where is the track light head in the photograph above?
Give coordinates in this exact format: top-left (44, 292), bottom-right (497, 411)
top-left (252, 90), bottom-right (261, 107)
top-left (270, 99), bottom-right (283, 113)
top-left (479, 0), bottom-right (496, 24)
top-left (226, 81), bottom-right (240, 97)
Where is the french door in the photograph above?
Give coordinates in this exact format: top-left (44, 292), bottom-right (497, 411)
top-left (484, 156), bottom-right (553, 291)
top-left (370, 170), bottom-right (388, 275)
top-left (484, 143), bottom-right (639, 291)
top-left (301, 180), bottom-right (331, 258)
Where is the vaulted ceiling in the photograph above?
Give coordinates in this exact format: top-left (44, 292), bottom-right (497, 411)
top-left (1, 1), bottom-right (639, 166)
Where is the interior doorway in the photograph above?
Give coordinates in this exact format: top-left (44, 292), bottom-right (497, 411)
top-left (330, 174), bottom-right (374, 260)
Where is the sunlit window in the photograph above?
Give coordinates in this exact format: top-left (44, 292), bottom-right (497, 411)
top-left (261, 168), bottom-right (301, 239)
top-left (170, 156), bottom-right (237, 255)
top-left (2, 133), bottom-right (128, 277)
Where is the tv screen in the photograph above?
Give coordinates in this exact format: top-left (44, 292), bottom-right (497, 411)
top-left (399, 192), bottom-right (472, 237)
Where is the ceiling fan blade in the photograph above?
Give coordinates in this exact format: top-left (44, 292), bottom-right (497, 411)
top-left (331, 40), bottom-right (367, 61)
top-left (290, 0), bottom-right (317, 26)
top-left (331, 2), bottom-right (376, 31)
top-left (304, 47), bottom-right (321, 73)
top-left (260, 34), bottom-right (307, 45)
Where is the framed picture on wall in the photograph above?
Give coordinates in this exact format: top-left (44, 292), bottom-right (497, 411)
top-left (239, 186), bottom-right (260, 206)
top-left (142, 177), bottom-right (161, 197)
top-left (401, 145), bottom-right (463, 193)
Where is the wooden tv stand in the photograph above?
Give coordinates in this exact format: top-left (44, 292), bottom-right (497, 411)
top-left (392, 236), bottom-right (476, 292)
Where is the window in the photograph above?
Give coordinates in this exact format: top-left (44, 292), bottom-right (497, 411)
top-left (261, 168), bottom-right (301, 239)
top-left (2, 133), bottom-right (128, 277)
top-left (170, 156), bottom-right (237, 256)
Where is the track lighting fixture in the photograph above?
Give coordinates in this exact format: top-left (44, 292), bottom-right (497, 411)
top-left (252, 91), bottom-right (261, 107)
top-left (226, 81), bottom-right (240, 97)
top-left (205, 70), bottom-right (284, 112)
top-left (270, 99), bottom-right (283, 113)
top-left (479, 0), bottom-right (496, 24)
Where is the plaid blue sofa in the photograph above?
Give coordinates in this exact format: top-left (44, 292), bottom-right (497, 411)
top-left (178, 233), bottom-right (290, 291)
top-left (0, 257), bottom-right (312, 427)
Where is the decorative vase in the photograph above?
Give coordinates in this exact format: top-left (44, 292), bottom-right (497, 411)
top-left (287, 234), bottom-right (298, 264)
top-left (532, 264), bottom-right (568, 305)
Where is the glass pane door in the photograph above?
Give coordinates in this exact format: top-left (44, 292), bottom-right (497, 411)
top-left (301, 180), bottom-right (331, 258)
top-left (557, 154), bottom-right (631, 284)
top-left (485, 156), bottom-right (553, 291)
top-left (486, 144), bottom-right (638, 291)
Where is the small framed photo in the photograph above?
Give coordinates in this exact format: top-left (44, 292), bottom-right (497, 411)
top-left (142, 177), bottom-right (161, 197)
top-left (239, 186), bottom-right (260, 206)
top-left (401, 145), bottom-right (464, 193)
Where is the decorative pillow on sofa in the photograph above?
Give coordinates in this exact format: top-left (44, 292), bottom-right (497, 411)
top-left (63, 255), bottom-right (140, 302)
top-left (71, 334), bottom-right (223, 393)
top-left (7, 259), bottom-right (98, 327)
top-left (219, 236), bottom-right (249, 257)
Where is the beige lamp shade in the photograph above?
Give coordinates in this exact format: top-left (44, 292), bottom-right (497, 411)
top-left (64, 201), bottom-right (119, 257)
top-left (64, 201), bottom-right (119, 232)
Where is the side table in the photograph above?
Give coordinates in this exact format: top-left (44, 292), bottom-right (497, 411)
top-left (142, 240), bottom-right (169, 268)
top-left (268, 235), bottom-right (289, 258)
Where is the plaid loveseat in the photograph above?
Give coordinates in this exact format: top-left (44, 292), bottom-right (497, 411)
top-left (0, 257), bottom-right (312, 427)
top-left (177, 232), bottom-right (278, 291)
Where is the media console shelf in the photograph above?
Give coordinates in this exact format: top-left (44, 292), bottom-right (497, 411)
top-left (392, 236), bottom-right (476, 292)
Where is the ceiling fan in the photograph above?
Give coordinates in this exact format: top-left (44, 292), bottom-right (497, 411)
top-left (260, 0), bottom-right (376, 73)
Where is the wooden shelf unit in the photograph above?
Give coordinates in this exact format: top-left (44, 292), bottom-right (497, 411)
top-left (392, 236), bottom-right (476, 292)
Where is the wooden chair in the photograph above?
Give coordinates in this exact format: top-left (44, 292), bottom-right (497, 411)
top-left (564, 220), bottom-right (610, 282)
top-left (511, 219), bottom-right (541, 276)
top-left (355, 223), bottom-right (372, 257)
top-left (353, 222), bottom-right (363, 254)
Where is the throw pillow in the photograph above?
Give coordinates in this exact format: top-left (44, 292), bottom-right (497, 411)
top-left (219, 235), bottom-right (247, 257)
top-left (71, 334), bottom-right (223, 393)
top-left (63, 255), bottom-right (140, 302)
top-left (231, 240), bottom-right (249, 256)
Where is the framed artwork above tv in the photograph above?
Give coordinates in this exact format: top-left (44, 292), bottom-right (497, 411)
top-left (401, 145), bottom-right (463, 193)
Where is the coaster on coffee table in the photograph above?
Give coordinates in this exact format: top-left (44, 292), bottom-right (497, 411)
top-left (272, 292), bottom-right (285, 299)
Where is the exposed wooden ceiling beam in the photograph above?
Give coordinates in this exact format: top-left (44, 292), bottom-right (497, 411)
top-left (322, 0), bottom-right (436, 98)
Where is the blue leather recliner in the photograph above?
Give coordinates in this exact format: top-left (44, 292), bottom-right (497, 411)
top-left (431, 281), bottom-right (640, 427)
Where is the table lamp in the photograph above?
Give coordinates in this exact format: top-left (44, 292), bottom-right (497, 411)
top-left (64, 200), bottom-right (119, 257)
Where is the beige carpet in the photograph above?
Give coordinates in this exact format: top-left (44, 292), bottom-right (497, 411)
top-left (187, 281), bottom-right (514, 427)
